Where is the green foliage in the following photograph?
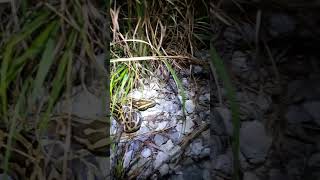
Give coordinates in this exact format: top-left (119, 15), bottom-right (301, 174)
top-left (0, 1), bottom-right (106, 178)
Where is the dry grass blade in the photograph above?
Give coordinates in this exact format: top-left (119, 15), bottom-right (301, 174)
top-left (210, 2), bottom-right (233, 26)
top-left (110, 55), bottom-right (189, 63)
top-left (45, 2), bottom-right (81, 32)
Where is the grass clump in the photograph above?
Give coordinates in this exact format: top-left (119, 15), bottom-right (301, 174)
top-left (0, 1), bottom-right (107, 179)
top-left (110, 0), bottom-right (209, 115)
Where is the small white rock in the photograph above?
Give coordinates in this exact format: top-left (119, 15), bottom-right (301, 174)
top-left (139, 126), bottom-right (150, 134)
top-left (141, 148), bottom-right (152, 158)
top-left (175, 123), bottom-right (183, 132)
top-left (159, 164), bottom-right (170, 176)
top-left (154, 134), bottom-right (166, 146)
top-left (128, 91), bottom-right (143, 99)
top-left (194, 65), bottom-right (203, 74)
top-left (150, 82), bottom-right (160, 90)
top-left (185, 100), bottom-right (195, 114)
top-left (154, 152), bottom-right (169, 169)
top-left (184, 117), bottom-right (195, 134)
top-left (161, 140), bottom-right (174, 151)
top-left (156, 121), bottom-right (168, 131)
top-left (145, 89), bottom-right (158, 99)
top-left (191, 140), bottom-right (203, 156)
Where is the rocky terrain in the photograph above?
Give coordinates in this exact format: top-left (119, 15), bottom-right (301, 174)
top-left (110, 51), bottom-right (212, 179)
top-left (210, 2), bottom-right (320, 180)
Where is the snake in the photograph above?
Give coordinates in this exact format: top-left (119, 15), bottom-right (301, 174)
top-left (112, 99), bottom-right (157, 133)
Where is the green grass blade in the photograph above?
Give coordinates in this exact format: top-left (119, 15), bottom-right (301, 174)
top-left (162, 59), bottom-right (187, 136)
top-left (119, 72), bottom-right (129, 94)
top-left (31, 30), bottom-right (58, 104)
top-left (0, 11), bottom-right (52, 119)
top-left (2, 78), bottom-right (30, 180)
top-left (20, 0), bottom-right (28, 16)
top-left (5, 10), bottom-right (51, 48)
top-left (39, 30), bottom-right (78, 131)
top-left (7, 20), bottom-right (59, 81)
top-left (111, 64), bottom-right (126, 81)
top-left (210, 45), bottom-right (240, 180)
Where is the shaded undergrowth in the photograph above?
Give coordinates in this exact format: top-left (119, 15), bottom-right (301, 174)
top-left (0, 1), bottom-right (106, 179)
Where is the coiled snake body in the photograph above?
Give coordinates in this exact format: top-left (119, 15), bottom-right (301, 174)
top-left (113, 99), bottom-right (157, 133)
